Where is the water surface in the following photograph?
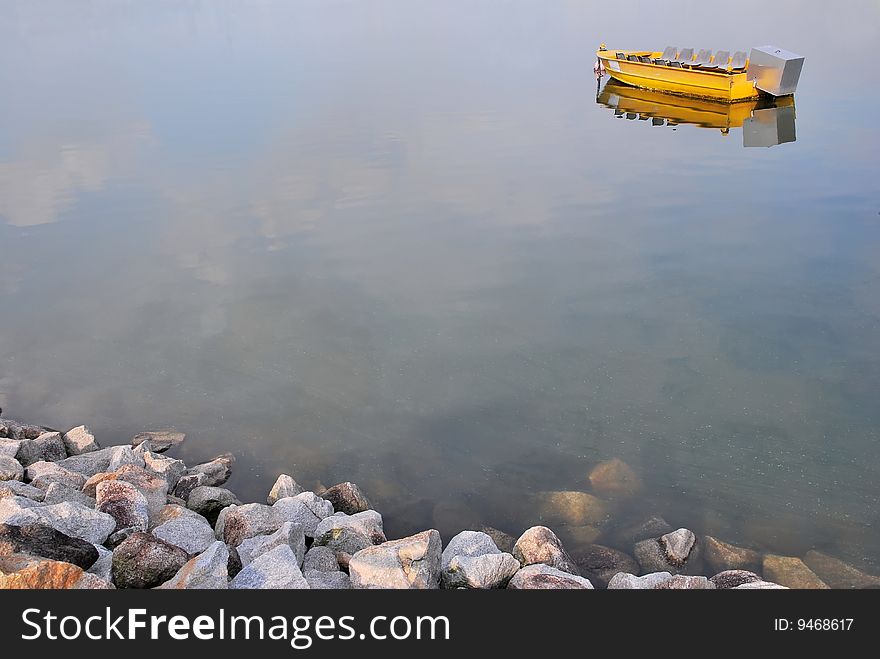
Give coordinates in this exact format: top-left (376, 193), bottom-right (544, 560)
top-left (1, 0), bottom-right (879, 568)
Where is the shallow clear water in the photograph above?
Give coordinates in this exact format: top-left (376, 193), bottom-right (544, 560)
top-left (1, 1), bottom-right (879, 568)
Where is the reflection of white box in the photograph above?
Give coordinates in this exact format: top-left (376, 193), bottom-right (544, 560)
top-left (743, 105), bottom-right (797, 147)
top-left (747, 46), bottom-right (804, 96)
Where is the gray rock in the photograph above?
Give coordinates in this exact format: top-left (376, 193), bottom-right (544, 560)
top-left (508, 564), bottom-right (594, 589)
top-left (111, 532), bottom-right (190, 589)
top-left (304, 570), bottom-right (351, 589)
top-left (42, 482), bottom-right (95, 507)
top-left (273, 492), bottom-right (335, 538)
top-left (143, 451), bottom-right (186, 490)
top-left (185, 453), bottom-right (234, 487)
top-left (0, 439), bottom-right (23, 459)
top-left (0, 455), bottom-right (24, 481)
top-left (653, 575), bottom-right (715, 589)
top-left (187, 486), bottom-right (241, 525)
top-left (15, 432), bottom-right (66, 466)
top-left (313, 510), bottom-right (386, 555)
top-left (229, 544), bottom-right (309, 589)
top-left (220, 503), bottom-right (284, 547)
top-left (710, 570), bottom-right (764, 589)
top-left (87, 545), bottom-right (113, 582)
top-left (349, 530), bottom-right (442, 589)
top-left (0, 499), bottom-right (116, 544)
top-left (303, 545), bottom-right (339, 573)
top-left (803, 550), bottom-right (880, 589)
top-left (107, 445), bottom-right (144, 472)
top-left (634, 528), bottom-right (703, 575)
top-left (0, 522), bottom-right (99, 569)
top-left (0, 481), bottom-right (45, 501)
top-left (113, 465), bottom-right (169, 523)
top-left (480, 526), bottom-right (517, 553)
top-left (153, 503), bottom-right (208, 527)
top-left (441, 531), bottom-right (499, 570)
top-left (25, 461), bottom-right (87, 490)
top-left (172, 473), bottom-right (207, 500)
top-left (512, 526), bottom-right (580, 575)
top-left (152, 516), bottom-right (216, 555)
top-left (237, 521), bottom-right (306, 567)
top-left (704, 535), bottom-right (762, 573)
top-left (62, 426), bottom-right (99, 456)
top-left (611, 515), bottom-right (674, 547)
top-left (734, 580), bottom-right (789, 589)
top-left (0, 418), bottom-right (50, 440)
top-left (56, 447), bottom-right (116, 476)
top-left (158, 541), bottom-right (229, 589)
top-left (131, 431), bottom-right (185, 453)
top-left (443, 552), bottom-right (520, 589)
top-left (607, 571), bottom-right (675, 589)
top-left (267, 474), bottom-right (304, 505)
top-left (320, 482), bottom-right (372, 515)
top-left (96, 480), bottom-right (150, 533)
top-left (571, 544), bottom-right (639, 588)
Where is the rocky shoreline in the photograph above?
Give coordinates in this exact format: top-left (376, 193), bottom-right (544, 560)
top-left (2, 414), bottom-right (879, 590)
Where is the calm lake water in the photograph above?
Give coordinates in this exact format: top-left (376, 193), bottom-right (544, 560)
top-left (2, 1), bottom-right (879, 568)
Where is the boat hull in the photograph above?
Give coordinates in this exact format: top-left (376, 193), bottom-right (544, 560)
top-left (598, 50), bottom-right (761, 102)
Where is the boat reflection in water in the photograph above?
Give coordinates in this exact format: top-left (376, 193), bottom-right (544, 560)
top-left (596, 79), bottom-right (796, 147)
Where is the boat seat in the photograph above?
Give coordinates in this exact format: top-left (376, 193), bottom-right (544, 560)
top-left (700, 49), bottom-right (730, 71)
top-left (627, 55), bottom-right (640, 62)
top-left (652, 118), bottom-right (665, 126)
top-left (672, 47), bottom-right (694, 64)
top-left (684, 49), bottom-right (712, 68)
top-left (616, 52), bottom-right (626, 60)
top-left (667, 61), bottom-right (683, 68)
top-left (656, 46), bottom-right (678, 62)
top-left (654, 59), bottom-right (669, 66)
top-left (638, 55), bottom-right (652, 63)
top-left (729, 50), bottom-right (747, 71)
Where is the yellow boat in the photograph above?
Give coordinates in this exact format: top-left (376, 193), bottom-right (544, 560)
top-left (596, 45), bottom-right (804, 103)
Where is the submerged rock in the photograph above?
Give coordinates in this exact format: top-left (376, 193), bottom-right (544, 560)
top-left (267, 474), bottom-right (303, 505)
top-left (570, 544), bottom-right (639, 588)
top-left (704, 535), bottom-right (762, 573)
top-left (762, 554), bottom-right (829, 589)
top-left (349, 530), bottom-right (442, 589)
top-left (229, 544), bottom-right (309, 589)
top-left (313, 510), bottom-right (386, 555)
top-left (131, 431), bottom-right (185, 453)
top-left (320, 482), bottom-right (372, 515)
top-left (733, 580), bottom-right (789, 589)
top-left (480, 526), bottom-right (517, 553)
top-left (588, 458), bottom-right (642, 497)
top-left (508, 564), bottom-right (594, 589)
top-left (158, 541), bottom-right (229, 589)
top-left (610, 514), bottom-right (674, 547)
top-left (111, 532), bottom-right (189, 589)
top-left (803, 550), bottom-right (880, 589)
top-left (62, 426), bottom-right (99, 456)
top-left (0, 522), bottom-right (99, 569)
top-left (512, 526), bottom-right (580, 575)
top-left (533, 491), bottom-right (608, 527)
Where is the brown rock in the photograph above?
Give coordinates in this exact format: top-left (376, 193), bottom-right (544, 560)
top-left (588, 458), bottom-right (642, 497)
top-left (533, 491), bottom-right (608, 527)
top-left (571, 544), bottom-right (638, 588)
top-left (480, 526), bottom-right (517, 554)
top-left (704, 535), bottom-right (762, 573)
top-left (320, 482), bottom-right (372, 515)
top-left (0, 555), bottom-right (113, 589)
top-left (131, 431), bottom-right (185, 453)
top-left (513, 525), bottom-right (580, 575)
top-left (763, 554), bottom-right (829, 589)
top-left (803, 550), bottom-right (880, 589)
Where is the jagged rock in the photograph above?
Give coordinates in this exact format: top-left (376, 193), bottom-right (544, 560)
top-left (440, 531), bottom-right (519, 589)
top-left (633, 528), bottom-right (703, 575)
top-left (0, 522), bottom-right (99, 569)
top-left (229, 544), bottom-right (309, 589)
top-left (57, 446), bottom-right (129, 477)
top-left (533, 491), bottom-right (608, 527)
top-left (143, 451), bottom-right (186, 489)
top-left (108, 445), bottom-right (144, 472)
top-left (273, 492), bottom-right (335, 538)
top-left (653, 575), bottom-right (715, 589)
top-left (42, 482), bottom-right (95, 507)
top-left (611, 514), bottom-right (673, 547)
top-left (570, 544), bottom-right (639, 588)
top-left (154, 503), bottom-right (206, 527)
top-left (236, 521), bottom-right (306, 567)
top-left (734, 580), bottom-right (789, 589)
top-left (588, 458), bottom-right (642, 497)
top-left (14, 432), bottom-right (66, 466)
top-left (62, 426), bottom-right (99, 456)
top-left (303, 545), bottom-right (339, 573)
top-left (131, 431), bottom-right (185, 453)
top-left (320, 482), bottom-right (372, 515)
top-left (106, 527), bottom-right (138, 549)
top-left (512, 526), bottom-right (580, 575)
top-left (113, 465), bottom-right (169, 523)
top-left (158, 541), bottom-right (229, 589)
top-left (187, 486), bottom-right (241, 525)
top-left (0, 439), bottom-right (22, 458)
top-left (111, 532), bottom-right (189, 588)
top-left (82, 472), bottom-right (117, 497)
top-left (763, 554), bottom-right (829, 589)
top-left (710, 570), bottom-right (763, 589)
top-left (267, 474), bottom-right (303, 504)
top-left (0, 419), bottom-right (50, 440)
top-left (349, 530), bottom-right (442, 589)
top-left (0, 555), bottom-right (113, 589)
top-left (313, 510), bottom-right (386, 555)
top-left (220, 503), bottom-right (284, 547)
top-left (803, 550), bottom-right (880, 589)
top-left (607, 571), bottom-right (675, 589)
top-left (87, 545), bottom-right (113, 581)
top-left (480, 526), bottom-right (516, 553)
top-left (26, 461), bottom-right (87, 490)
top-left (305, 570), bottom-right (351, 589)
top-left (166, 494), bottom-right (187, 507)
top-left (227, 545), bottom-right (243, 579)
top-left (704, 535), bottom-right (762, 573)
top-left (152, 515), bottom-right (216, 555)
top-left (185, 453), bottom-right (234, 487)
top-left (0, 455), bottom-right (24, 481)
top-left (508, 564), bottom-right (594, 589)
top-left (172, 473), bottom-right (207, 500)
top-left (0, 481), bottom-right (45, 501)
top-left (96, 480), bottom-right (150, 533)
top-left (0, 499), bottom-right (115, 544)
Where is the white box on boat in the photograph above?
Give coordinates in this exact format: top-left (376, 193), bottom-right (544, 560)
top-left (747, 46), bottom-right (804, 97)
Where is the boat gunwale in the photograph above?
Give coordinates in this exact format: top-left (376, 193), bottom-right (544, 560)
top-left (597, 50), bottom-right (747, 79)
